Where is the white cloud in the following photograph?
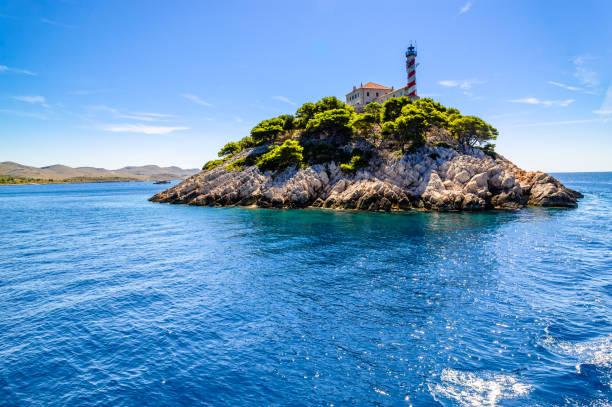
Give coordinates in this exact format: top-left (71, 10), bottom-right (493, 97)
top-left (272, 95), bottom-right (297, 106)
top-left (459, 2), bottom-right (472, 14)
top-left (12, 95), bottom-right (50, 108)
top-left (118, 112), bottom-right (176, 121)
top-left (573, 56), bottom-right (599, 88)
top-left (131, 111), bottom-right (175, 118)
top-left (118, 114), bottom-right (159, 122)
top-left (183, 94), bottom-right (212, 107)
top-left (87, 106), bottom-right (175, 122)
top-left (438, 79), bottom-right (484, 89)
top-left (12, 95), bottom-right (46, 104)
top-left (40, 18), bottom-right (73, 28)
top-left (88, 106), bottom-right (186, 133)
top-left (547, 81), bottom-right (582, 91)
top-left (101, 124), bottom-right (188, 135)
top-left (88, 105), bottom-right (119, 114)
top-left (508, 97), bottom-right (574, 107)
top-left (0, 64), bottom-right (36, 76)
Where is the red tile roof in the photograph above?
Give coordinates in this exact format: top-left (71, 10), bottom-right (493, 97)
top-left (360, 82), bottom-right (392, 90)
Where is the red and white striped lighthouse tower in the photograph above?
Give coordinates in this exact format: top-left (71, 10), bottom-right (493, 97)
top-left (406, 44), bottom-right (417, 98)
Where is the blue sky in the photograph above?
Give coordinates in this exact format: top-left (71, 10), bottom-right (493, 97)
top-left (1, 0), bottom-right (610, 171)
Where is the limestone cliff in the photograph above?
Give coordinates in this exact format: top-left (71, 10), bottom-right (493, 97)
top-left (149, 143), bottom-right (582, 211)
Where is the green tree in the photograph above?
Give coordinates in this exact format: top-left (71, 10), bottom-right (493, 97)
top-left (256, 139), bottom-right (304, 172)
top-left (250, 117), bottom-right (285, 144)
top-left (350, 112), bottom-right (377, 138)
top-left (238, 136), bottom-right (256, 149)
top-left (364, 102), bottom-right (382, 121)
top-left (295, 97), bottom-right (353, 129)
top-left (218, 141), bottom-right (242, 157)
top-left (449, 115), bottom-right (498, 150)
top-left (381, 121), bottom-right (397, 138)
top-left (305, 108), bottom-right (353, 137)
top-left (295, 103), bottom-right (317, 129)
top-left (395, 106), bottom-right (429, 151)
top-left (340, 155), bottom-right (369, 173)
top-left (314, 96), bottom-right (347, 112)
top-left (411, 98), bottom-right (449, 128)
top-left (381, 96), bottom-right (412, 122)
top-left (278, 114), bottom-right (295, 131)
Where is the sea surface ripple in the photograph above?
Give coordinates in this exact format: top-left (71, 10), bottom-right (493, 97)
top-left (0, 172), bottom-right (610, 406)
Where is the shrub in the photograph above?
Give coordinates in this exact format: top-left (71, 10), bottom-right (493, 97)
top-left (404, 100), bottom-right (447, 129)
top-left (395, 106), bottom-right (429, 150)
top-left (364, 102), bottom-right (382, 120)
top-left (433, 142), bottom-right (451, 149)
top-left (314, 96), bottom-right (348, 113)
top-left (224, 150), bottom-right (266, 171)
top-left (305, 108), bottom-right (353, 137)
top-left (381, 121), bottom-right (397, 138)
top-left (295, 102), bottom-right (317, 129)
top-left (218, 141), bottom-right (242, 157)
top-left (381, 96), bottom-right (412, 122)
top-left (202, 157), bottom-right (230, 171)
top-left (295, 97), bottom-right (353, 129)
top-left (340, 155), bottom-right (369, 174)
top-left (278, 114), bottom-right (295, 131)
top-left (250, 117), bottom-right (285, 144)
top-left (225, 158), bottom-right (246, 171)
top-left (256, 139), bottom-right (304, 172)
top-left (238, 136), bottom-right (256, 149)
top-left (428, 152), bottom-right (440, 160)
top-left (301, 141), bottom-right (351, 165)
top-left (449, 116), bottom-right (498, 150)
top-left (476, 143), bottom-right (497, 158)
top-left (350, 112), bottom-right (377, 137)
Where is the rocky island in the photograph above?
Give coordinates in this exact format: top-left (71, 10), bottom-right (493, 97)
top-left (150, 97), bottom-right (582, 211)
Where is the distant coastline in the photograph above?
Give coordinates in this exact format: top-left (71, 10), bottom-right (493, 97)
top-left (0, 162), bottom-right (198, 185)
top-left (0, 175), bottom-right (150, 185)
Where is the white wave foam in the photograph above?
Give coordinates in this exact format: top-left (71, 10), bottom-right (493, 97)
top-left (543, 334), bottom-right (612, 373)
top-left (429, 368), bottom-right (532, 407)
top-left (547, 334), bottom-right (612, 390)
top-left (560, 336), bottom-right (612, 372)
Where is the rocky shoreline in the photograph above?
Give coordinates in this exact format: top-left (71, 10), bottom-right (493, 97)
top-left (149, 144), bottom-right (582, 212)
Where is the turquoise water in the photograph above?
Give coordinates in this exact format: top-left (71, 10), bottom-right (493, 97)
top-left (0, 173), bottom-right (610, 406)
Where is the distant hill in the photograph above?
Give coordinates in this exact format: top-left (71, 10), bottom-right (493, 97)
top-left (0, 162), bottom-right (199, 181)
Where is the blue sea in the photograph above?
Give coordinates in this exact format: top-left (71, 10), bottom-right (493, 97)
top-left (0, 173), bottom-right (610, 406)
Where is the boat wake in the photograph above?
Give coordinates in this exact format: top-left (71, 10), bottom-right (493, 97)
top-left (543, 333), bottom-right (612, 388)
top-left (428, 368), bottom-right (532, 407)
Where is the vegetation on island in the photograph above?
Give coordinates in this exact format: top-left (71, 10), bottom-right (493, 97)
top-left (0, 175), bottom-right (140, 185)
top-left (203, 96), bottom-right (498, 173)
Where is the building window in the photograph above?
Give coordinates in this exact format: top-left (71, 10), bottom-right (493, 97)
top-left (366, 92), bottom-right (369, 96)
top-left (376, 92), bottom-right (379, 97)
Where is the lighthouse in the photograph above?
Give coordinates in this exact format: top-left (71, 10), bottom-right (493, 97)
top-left (406, 44), bottom-right (417, 98)
top-left (345, 45), bottom-right (420, 108)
